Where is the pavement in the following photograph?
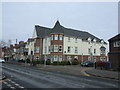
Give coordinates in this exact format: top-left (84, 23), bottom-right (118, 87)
top-left (7, 61), bottom-right (120, 81)
top-left (85, 68), bottom-right (120, 80)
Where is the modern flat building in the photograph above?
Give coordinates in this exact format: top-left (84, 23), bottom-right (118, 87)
top-left (26, 21), bottom-right (107, 63)
top-left (108, 34), bottom-right (120, 70)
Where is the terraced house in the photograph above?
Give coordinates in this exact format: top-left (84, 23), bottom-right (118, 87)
top-left (26, 21), bottom-right (107, 63)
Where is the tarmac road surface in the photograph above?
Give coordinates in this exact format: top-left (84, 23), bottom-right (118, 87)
top-left (1, 63), bottom-right (119, 89)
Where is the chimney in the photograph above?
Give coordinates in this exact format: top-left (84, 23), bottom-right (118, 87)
top-left (19, 41), bottom-right (24, 44)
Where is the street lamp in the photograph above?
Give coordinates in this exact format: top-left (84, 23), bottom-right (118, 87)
top-left (44, 30), bottom-right (47, 67)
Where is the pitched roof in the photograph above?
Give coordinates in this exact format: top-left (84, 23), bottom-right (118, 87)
top-left (108, 34), bottom-right (120, 42)
top-left (35, 21), bottom-right (106, 43)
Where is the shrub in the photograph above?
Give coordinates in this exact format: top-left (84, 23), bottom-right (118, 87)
top-left (36, 60), bottom-right (40, 64)
top-left (26, 58), bottom-right (30, 63)
top-left (72, 60), bottom-right (79, 65)
top-left (52, 61), bottom-right (58, 65)
top-left (60, 61), bottom-right (67, 65)
top-left (40, 60), bottom-right (44, 64)
top-left (46, 59), bottom-right (51, 65)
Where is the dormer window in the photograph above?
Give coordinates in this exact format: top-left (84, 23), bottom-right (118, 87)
top-left (68, 37), bottom-right (70, 42)
top-left (88, 37), bottom-right (91, 44)
top-left (101, 39), bottom-right (104, 44)
top-left (93, 38), bottom-right (96, 43)
top-left (75, 38), bottom-right (77, 43)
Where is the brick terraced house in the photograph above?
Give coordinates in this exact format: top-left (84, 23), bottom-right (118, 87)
top-left (108, 34), bottom-right (120, 70)
top-left (26, 21), bottom-right (107, 63)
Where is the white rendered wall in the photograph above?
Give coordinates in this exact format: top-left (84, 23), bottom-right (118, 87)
top-left (63, 36), bottom-right (107, 56)
top-left (43, 37), bottom-right (51, 54)
top-left (26, 41), bottom-right (34, 55)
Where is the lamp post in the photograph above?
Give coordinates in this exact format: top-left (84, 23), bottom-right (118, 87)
top-left (82, 53), bottom-right (83, 63)
top-left (44, 31), bottom-right (47, 67)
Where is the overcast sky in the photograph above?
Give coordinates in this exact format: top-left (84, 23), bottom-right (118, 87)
top-left (2, 2), bottom-right (118, 44)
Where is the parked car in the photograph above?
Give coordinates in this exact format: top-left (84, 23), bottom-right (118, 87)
top-left (0, 58), bottom-right (5, 63)
top-left (81, 60), bottom-right (94, 67)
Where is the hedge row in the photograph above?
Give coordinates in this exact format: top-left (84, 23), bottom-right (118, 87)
top-left (25, 58), bottom-right (81, 65)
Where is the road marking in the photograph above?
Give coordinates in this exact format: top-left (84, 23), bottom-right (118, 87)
top-left (19, 86), bottom-right (24, 88)
top-left (5, 79), bottom-right (25, 89)
top-left (10, 87), bottom-right (15, 89)
top-left (81, 68), bottom-right (90, 76)
top-left (14, 83), bottom-right (20, 86)
top-left (7, 84), bottom-right (12, 87)
top-left (3, 82), bottom-right (8, 84)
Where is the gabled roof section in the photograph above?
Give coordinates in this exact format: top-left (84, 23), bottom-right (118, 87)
top-left (108, 34), bottom-right (120, 41)
top-left (34, 21), bottom-right (107, 44)
top-left (35, 25), bottom-right (51, 38)
top-left (51, 20), bottom-right (64, 34)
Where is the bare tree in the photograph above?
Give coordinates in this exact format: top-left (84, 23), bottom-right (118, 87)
top-left (0, 40), bottom-right (7, 47)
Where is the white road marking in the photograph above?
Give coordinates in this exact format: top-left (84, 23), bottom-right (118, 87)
top-left (7, 84), bottom-right (12, 87)
top-left (3, 82), bottom-right (8, 84)
top-left (14, 83), bottom-right (20, 86)
top-left (10, 87), bottom-right (15, 89)
top-left (19, 86), bottom-right (24, 88)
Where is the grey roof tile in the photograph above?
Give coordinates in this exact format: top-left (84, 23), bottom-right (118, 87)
top-left (35, 21), bottom-right (106, 43)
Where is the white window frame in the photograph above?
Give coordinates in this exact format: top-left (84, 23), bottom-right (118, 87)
top-left (51, 45), bottom-right (54, 52)
top-left (54, 56), bottom-right (58, 61)
top-left (59, 56), bottom-right (62, 61)
top-left (54, 35), bottom-right (58, 40)
top-left (68, 37), bottom-right (70, 42)
top-left (67, 56), bottom-right (71, 61)
top-left (48, 46), bottom-right (51, 52)
top-left (113, 41), bottom-right (120, 47)
top-left (54, 45), bottom-right (58, 52)
top-left (88, 48), bottom-right (91, 54)
top-left (45, 46), bottom-right (47, 53)
top-left (59, 35), bottom-right (63, 40)
top-left (75, 38), bottom-right (77, 43)
top-left (94, 49), bottom-right (96, 54)
top-left (75, 47), bottom-right (78, 53)
top-left (36, 47), bottom-right (40, 53)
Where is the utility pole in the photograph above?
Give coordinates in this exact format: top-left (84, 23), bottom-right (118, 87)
top-left (44, 30), bottom-right (47, 67)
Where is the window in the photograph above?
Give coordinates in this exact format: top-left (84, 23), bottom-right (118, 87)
top-left (35, 47), bottom-right (40, 53)
top-left (88, 48), bottom-right (91, 54)
top-left (45, 46), bottom-right (47, 53)
top-left (75, 38), bottom-right (77, 43)
top-left (113, 41), bottom-right (120, 47)
top-left (55, 35), bottom-right (58, 40)
top-left (59, 56), bottom-right (62, 61)
top-left (59, 45), bottom-right (62, 52)
top-left (54, 56), bottom-right (58, 61)
top-left (67, 56), bottom-right (71, 61)
top-left (67, 47), bottom-right (71, 53)
top-left (51, 45), bottom-right (54, 52)
top-left (51, 35), bottom-right (54, 40)
top-left (59, 35), bottom-right (63, 40)
top-left (31, 51), bottom-right (33, 55)
top-left (54, 45), bottom-right (58, 52)
top-left (48, 46), bottom-right (51, 52)
top-left (94, 49), bottom-right (96, 54)
top-left (68, 37), bottom-right (70, 42)
top-left (75, 47), bottom-right (78, 53)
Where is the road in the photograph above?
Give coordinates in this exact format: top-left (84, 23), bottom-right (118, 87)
top-left (1, 63), bottom-right (119, 89)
